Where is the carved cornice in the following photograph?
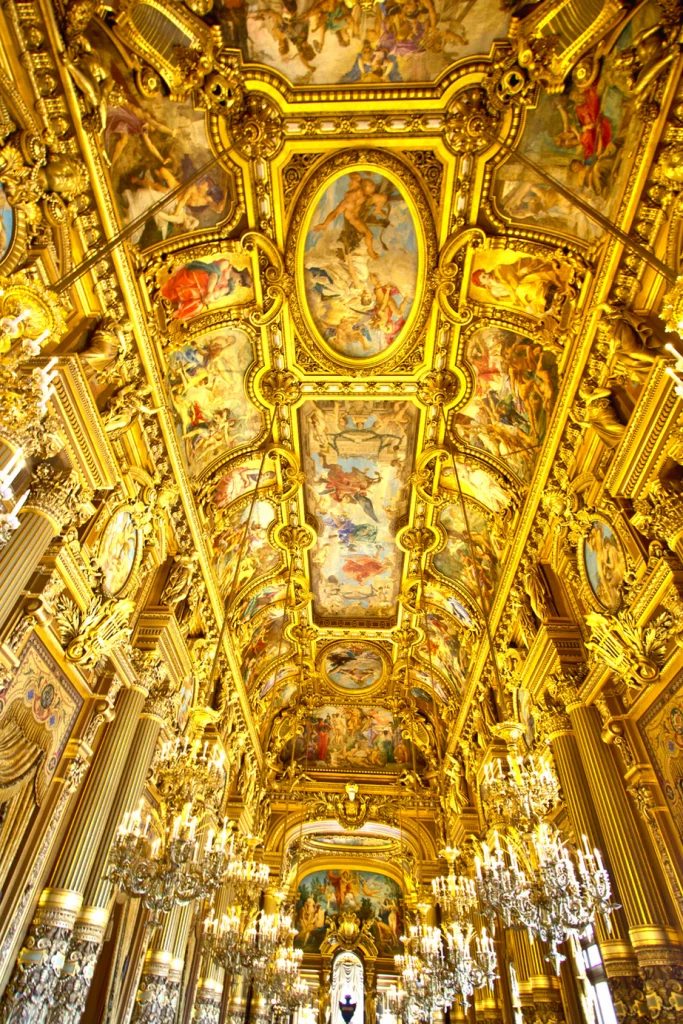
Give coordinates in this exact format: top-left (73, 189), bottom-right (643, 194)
top-left (130, 608), bottom-right (192, 687)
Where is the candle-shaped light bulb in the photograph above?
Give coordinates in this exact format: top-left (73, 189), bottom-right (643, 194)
top-left (9, 489), bottom-right (29, 518)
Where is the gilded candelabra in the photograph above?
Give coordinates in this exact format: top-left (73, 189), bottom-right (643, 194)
top-left (108, 736), bottom-right (239, 923)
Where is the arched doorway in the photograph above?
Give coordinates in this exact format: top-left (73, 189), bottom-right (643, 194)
top-left (330, 951), bottom-right (364, 1024)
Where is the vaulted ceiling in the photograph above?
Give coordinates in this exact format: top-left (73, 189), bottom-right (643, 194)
top-left (71, 0), bottom-right (673, 796)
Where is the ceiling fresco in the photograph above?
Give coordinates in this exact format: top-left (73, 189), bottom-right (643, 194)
top-left (68, 0), bottom-right (679, 881)
top-left (227, 0), bottom-right (509, 85)
top-left (299, 399), bottom-right (418, 625)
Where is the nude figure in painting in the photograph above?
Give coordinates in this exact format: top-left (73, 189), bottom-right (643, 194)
top-left (313, 175), bottom-right (388, 259)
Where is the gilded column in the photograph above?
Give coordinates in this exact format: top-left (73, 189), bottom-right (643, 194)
top-left (226, 979), bottom-right (248, 1024)
top-left (539, 704), bottom-right (636, 976)
top-left (131, 904), bottom-right (192, 1024)
top-left (193, 952), bottom-right (224, 1024)
top-left (0, 466), bottom-right (82, 630)
top-left (46, 684), bottom-right (168, 1024)
top-left (0, 683), bottom-right (146, 1024)
top-left (549, 675), bottom-right (683, 1017)
top-left (525, 935), bottom-right (565, 1024)
top-left (509, 930), bottom-right (536, 1022)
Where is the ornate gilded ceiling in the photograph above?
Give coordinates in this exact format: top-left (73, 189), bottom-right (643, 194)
top-left (50, 0), bottom-right (678, 789)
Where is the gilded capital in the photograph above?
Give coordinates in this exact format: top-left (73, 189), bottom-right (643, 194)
top-left (25, 465), bottom-right (91, 531)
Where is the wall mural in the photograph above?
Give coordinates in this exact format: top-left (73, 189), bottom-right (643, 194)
top-left (640, 671), bottom-right (683, 844)
top-left (310, 835), bottom-right (393, 849)
top-left (433, 501), bottom-right (500, 610)
top-left (583, 520), bottom-right (626, 612)
top-left (166, 327), bottom-right (263, 477)
top-left (282, 705), bottom-right (424, 770)
top-left (468, 252), bottom-right (572, 319)
top-left (86, 25), bottom-right (231, 247)
top-left (212, 500), bottom-right (279, 594)
top-left (494, 3), bottom-right (660, 241)
top-left (241, 605), bottom-right (292, 690)
top-left (236, 581), bottom-right (288, 625)
top-left (225, 0), bottom-right (509, 86)
top-left (423, 607), bottom-right (468, 693)
top-left (300, 400), bottom-right (417, 623)
top-left (97, 507), bottom-right (138, 596)
top-left (0, 635), bottom-right (82, 802)
top-left (322, 642), bottom-right (385, 690)
top-left (454, 327), bottom-right (559, 482)
top-left (440, 462), bottom-right (510, 514)
top-left (295, 868), bottom-right (403, 955)
top-left (159, 253), bottom-right (254, 322)
top-left (0, 182), bottom-right (12, 261)
top-left (423, 579), bottom-right (474, 629)
top-left (212, 456), bottom-right (277, 508)
top-left (302, 170), bottom-right (418, 360)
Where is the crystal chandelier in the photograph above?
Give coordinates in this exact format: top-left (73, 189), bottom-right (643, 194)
top-left (223, 839), bottom-right (271, 902)
top-left (481, 754), bottom-right (560, 826)
top-left (475, 827), bottom-right (613, 971)
top-left (431, 848), bottom-right (477, 923)
top-left (443, 922), bottom-right (497, 1010)
top-left (108, 801), bottom-right (236, 925)
top-left (395, 903), bottom-right (497, 1021)
top-left (204, 904), bottom-right (261, 979)
top-left (258, 942), bottom-right (307, 1018)
top-left (108, 736), bottom-right (241, 922)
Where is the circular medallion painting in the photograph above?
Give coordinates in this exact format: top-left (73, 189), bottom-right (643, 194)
top-left (302, 169), bottom-right (419, 360)
top-left (98, 508), bottom-right (138, 596)
top-left (322, 643), bottom-right (385, 691)
top-left (583, 520), bottom-right (625, 612)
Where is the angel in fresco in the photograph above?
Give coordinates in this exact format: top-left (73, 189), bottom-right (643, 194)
top-left (319, 463), bottom-right (381, 522)
top-left (471, 257), bottom-right (569, 318)
top-left (105, 84), bottom-right (178, 167)
top-left (367, 271), bottom-right (411, 343)
top-left (341, 40), bottom-right (402, 82)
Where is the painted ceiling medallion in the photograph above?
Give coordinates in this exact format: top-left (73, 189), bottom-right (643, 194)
top-left (288, 150), bottom-right (435, 371)
top-left (301, 168), bottom-right (419, 361)
top-left (321, 642), bottom-right (386, 692)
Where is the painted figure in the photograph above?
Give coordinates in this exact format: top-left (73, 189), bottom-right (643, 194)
top-left (300, 400), bottom-right (417, 619)
top-left (161, 258), bottom-right (253, 320)
top-left (295, 869), bottom-right (403, 954)
top-left (240, 0), bottom-right (508, 86)
top-left (454, 327), bottom-right (559, 483)
top-left (304, 171), bottom-right (417, 358)
top-left (167, 327), bottom-right (262, 476)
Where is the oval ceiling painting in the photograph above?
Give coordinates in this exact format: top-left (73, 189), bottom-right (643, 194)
top-left (302, 169), bottom-right (419, 361)
top-left (322, 642), bottom-right (385, 692)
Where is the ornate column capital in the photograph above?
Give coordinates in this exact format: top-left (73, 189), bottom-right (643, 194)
top-left (546, 667), bottom-right (586, 713)
top-left (535, 704), bottom-right (572, 742)
top-left (633, 483), bottom-right (683, 558)
top-left (25, 465), bottom-right (92, 532)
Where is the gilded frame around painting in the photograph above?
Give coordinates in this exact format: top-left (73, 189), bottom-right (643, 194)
top-left (285, 148), bottom-right (437, 374)
top-left (317, 640), bottom-right (390, 698)
top-left (576, 514), bottom-right (628, 615)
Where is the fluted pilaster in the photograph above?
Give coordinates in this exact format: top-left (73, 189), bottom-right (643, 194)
top-left (46, 699), bottom-right (164, 1024)
top-left (0, 685), bottom-right (146, 1024)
